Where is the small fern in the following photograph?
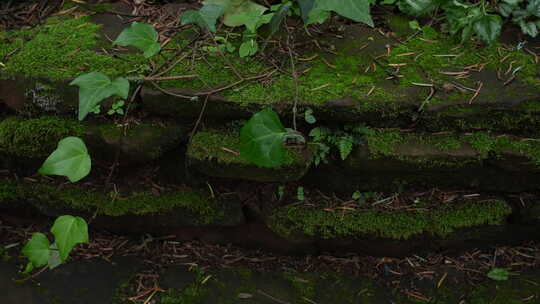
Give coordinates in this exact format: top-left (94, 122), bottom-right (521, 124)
top-left (309, 125), bottom-right (367, 165)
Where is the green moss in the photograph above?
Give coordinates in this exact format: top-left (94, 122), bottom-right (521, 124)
top-left (269, 199), bottom-right (511, 240)
top-left (465, 132), bottom-right (540, 166)
top-left (429, 135), bottom-right (462, 152)
top-left (0, 116), bottom-right (84, 158)
top-left (0, 180), bottom-right (225, 225)
top-left (364, 129), bottom-right (405, 157)
top-left (0, 16), bottom-right (146, 80)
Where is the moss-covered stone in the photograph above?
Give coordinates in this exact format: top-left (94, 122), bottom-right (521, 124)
top-left (268, 199), bottom-right (511, 240)
top-left (0, 179), bottom-right (244, 227)
top-left (0, 116), bottom-right (84, 158)
top-left (187, 128), bottom-right (311, 182)
top-left (0, 116), bottom-right (185, 165)
top-left (0, 16), bottom-right (146, 80)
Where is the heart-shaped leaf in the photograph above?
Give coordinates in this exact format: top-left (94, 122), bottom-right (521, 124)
top-left (240, 108), bottom-right (287, 168)
top-left (113, 22), bottom-right (161, 58)
top-left (70, 72), bottom-right (129, 121)
top-left (316, 0), bottom-right (374, 26)
top-left (181, 3), bottom-right (225, 32)
top-left (473, 14), bottom-right (502, 44)
top-left (21, 233), bottom-right (51, 268)
top-left (50, 215), bottom-right (89, 262)
top-left (39, 137), bottom-right (91, 183)
top-left (47, 243), bottom-right (62, 270)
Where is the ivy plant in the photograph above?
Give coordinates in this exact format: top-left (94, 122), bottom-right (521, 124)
top-left (21, 215), bottom-right (89, 274)
top-left (499, 0), bottom-right (540, 37)
top-left (239, 108), bottom-right (304, 168)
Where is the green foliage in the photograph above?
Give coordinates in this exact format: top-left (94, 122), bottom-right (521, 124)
top-left (39, 137), bottom-right (91, 183)
top-left (50, 215), bottom-right (89, 261)
top-left (70, 72), bottom-right (129, 121)
top-left (180, 3), bottom-right (225, 32)
top-left (113, 22), bottom-right (161, 58)
top-left (297, 186), bottom-right (305, 201)
top-left (240, 108), bottom-right (291, 168)
top-left (108, 100), bottom-right (125, 115)
top-left (21, 215), bottom-right (89, 273)
top-left (304, 108), bottom-right (316, 124)
top-left (397, 0), bottom-right (504, 44)
top-left (309, 125), bottom-right (368, 165)
top-left (487, 268), bottom-right (510, 281)
top-left (499, 0), bottom-right (540, 37)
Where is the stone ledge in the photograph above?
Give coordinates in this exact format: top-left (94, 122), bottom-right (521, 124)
top-left (0, 179), bottom-right (245, 229)
top-left (187, 128), bottom-right (311, 182)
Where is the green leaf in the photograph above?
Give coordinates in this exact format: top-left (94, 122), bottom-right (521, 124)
top-left (205, 0), bottom-right (267, 27)
top-left (47, 243), bottom-right (62, 270)
top-left (21, 233), bottom-right (51, 268)
top-left (298, 0), bottom-right (316, 23)
top-left (409, 20), bottom-right (422, 31)
top-left (338, 135), bottom-right (354, 160)
top-left (473, 14), bottom-right (502, 44)
top-left (519, 20), bottom-right (539, 37)
top-left (316, 0), bottom-right (374, 26)
top-left (180, 4), bottom-right (225, 32)
top-left (227, 9), bottom-right (269, 32)
top-left (498, 3), bottom-right (516, 17)
top-left (70, 72), bottom-right (129, 121)
top-left (239, 40), bottom-right (259, 57)
top-left (398, 0), bottom-right (437, 17)
top-left (503, 0), bottom-right (523, 5)
top-left (113, 22), bottom-right (161, 58)
top-left (268, 3), bottom-right (291, 37)
top-left (527, 0), bottom-right (540, 17)
top-left (487, 268), bottom-right (509, 281)
top-left (304, 108), bottom-right (316, 124)
top-left (50, 215), bottom-right (89, 262)
top-left (39, 137), bottom-right (91, 183)
top-left (240, 108), bottom-right (287, 168)
top-left (22, 262), bottom-right (34, 275)
top-left (297, 186), bottom-right (305, 201)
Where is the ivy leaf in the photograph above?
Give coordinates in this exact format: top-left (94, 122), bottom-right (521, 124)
top-left (398, 0), bottom-right (438, 17)
top-left (39, 137), bottom-right (91, 183)
top-left (113, 22), bottom-right (161, 58)
top-left (21, 233), bottom-right (51, 268)
top-left (205, 0), bottom-right (267, 27)
top-left (239, 39), bottom-right (259, 57)
top-left (240, 108), bottom-right (288, 168)
top-left (473, 14), bottom-right (502, 44)
top-left (519, 20), bottom-right (539, 37)
top-left (50, 215), bottom-right (89, 262)
top-left (180, 3), bottom-right (225, 32)
top-left (487, 268), bottom-right (509, 281)
top-left (227, 9), bottom-right (269, 32)
top-left (47, 243), bottom-right (62, 270)
top-left (304, 108), bottom-right (316, 124)
top-left (268, 3), bottom-right (291, 37)
top-left (298, 0), bottom-right (316, 23)
top-left (70, 72), bottom-right (129, 121)
top-left (527, 0), bottom-right (540, 17)
top-left (316, 0), bottom-right (374, 26)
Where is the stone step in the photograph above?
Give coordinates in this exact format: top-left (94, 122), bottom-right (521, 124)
top-left (187, 127), bottom-right (540, 192)
top-left (0, 178), bottom-right (245, 230)
top-left (0, 116), bottom-right (186, 172)
top-left (0, 11), bottom-right (538, 135)
top-left (306, 129), bottom-right (540, 192)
